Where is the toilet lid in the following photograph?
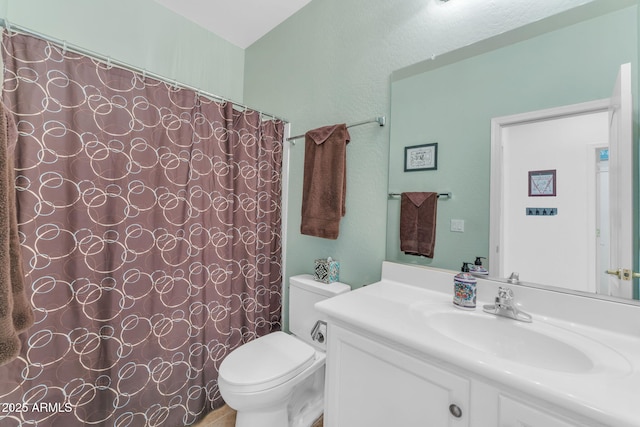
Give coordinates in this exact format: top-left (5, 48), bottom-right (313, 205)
top-left (220, 331), bottom-right (316, 392)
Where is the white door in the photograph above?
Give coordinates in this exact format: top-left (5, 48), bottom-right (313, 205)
top-left (606, 62), bottom-right (634, 299)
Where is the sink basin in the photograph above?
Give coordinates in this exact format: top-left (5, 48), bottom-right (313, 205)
top-left (423, 310), bottom-right (629, 374)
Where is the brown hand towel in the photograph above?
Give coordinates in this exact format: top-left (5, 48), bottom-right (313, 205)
top-left (400, 192), bottom-right (438, 258)
top-left (0, 106), bottom-right (34, 366)
top-left (301, 124), bottom-right (350, 239)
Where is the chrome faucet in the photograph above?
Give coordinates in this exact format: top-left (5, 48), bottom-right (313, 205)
top-left (507, 272), bottom-right (520, 284)
top-left (483, 287), bottom-right (532, 322)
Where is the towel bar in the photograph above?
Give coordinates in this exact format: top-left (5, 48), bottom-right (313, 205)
top-left (388, 192), bottom-right (452, 199)
top-left (287, 116), bottom-right (386, 143)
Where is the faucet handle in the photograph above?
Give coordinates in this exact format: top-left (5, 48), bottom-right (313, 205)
top-left (485, 286), bottom-right (532, 323)
top-left (497, 287), bottom-right (513, 301)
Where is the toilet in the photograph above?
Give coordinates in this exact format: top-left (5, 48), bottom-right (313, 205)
top-left (218, 274), bottom-right (350, 427)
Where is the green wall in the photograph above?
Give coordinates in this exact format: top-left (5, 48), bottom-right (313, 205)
top-left (2, 0), bottom-right (637, 321)
top-left (242, 0), bottom-right (621, 298)
top-left (1, 0), bottom-right (245, 102)
top-left (387, 6), bottom-right (638, 272)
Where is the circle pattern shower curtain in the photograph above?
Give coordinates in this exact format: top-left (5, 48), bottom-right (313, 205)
top-left (0, 31), bottom-right (283, 426)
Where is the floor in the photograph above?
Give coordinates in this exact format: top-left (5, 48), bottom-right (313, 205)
top-left (194, 404), bottom-right (323, 427)
top-left (194, 405), bottom-right (236, 427)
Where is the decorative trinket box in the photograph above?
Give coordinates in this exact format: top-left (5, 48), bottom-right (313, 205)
top-left (314, 257), bottom-right (340, 283)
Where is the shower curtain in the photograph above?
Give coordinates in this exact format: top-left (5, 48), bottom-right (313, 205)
top-left (0, 31), bottom-right (283, 426)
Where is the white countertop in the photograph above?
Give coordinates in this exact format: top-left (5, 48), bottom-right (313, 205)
top-left (316, 262), bottom-right (640, 427)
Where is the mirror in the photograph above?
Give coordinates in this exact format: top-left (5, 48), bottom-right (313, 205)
top-left (386, 2), bottom-right (639, 301)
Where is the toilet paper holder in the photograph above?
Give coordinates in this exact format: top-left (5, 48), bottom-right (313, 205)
top-left (310, 320), bottom-right (327, 344)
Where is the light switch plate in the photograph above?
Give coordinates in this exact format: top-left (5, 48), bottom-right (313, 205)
top-left (450, 219), bottom-right (465, 232)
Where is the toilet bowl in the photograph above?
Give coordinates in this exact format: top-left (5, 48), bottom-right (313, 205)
top-left (218, 275), bottom-right (350, 427)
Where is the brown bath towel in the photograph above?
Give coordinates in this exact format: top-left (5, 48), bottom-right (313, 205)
top-left (400, 192), bottom-right (438, 258)
top-left (301, 124), bottom-right (350, 239)
top-left (0, 106), bottom-right (34, 366)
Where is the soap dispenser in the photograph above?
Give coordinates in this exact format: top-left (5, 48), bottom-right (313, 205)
top-left (469, 256), bottom-right (489, 276)
top-left (453, 262), bottom-right (477, 310)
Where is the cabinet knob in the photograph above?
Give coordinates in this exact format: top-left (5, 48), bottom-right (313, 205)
top-left (449, 404), bottom-right (462, 418)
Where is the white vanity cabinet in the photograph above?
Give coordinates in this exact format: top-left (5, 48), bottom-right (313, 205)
top-left (317, 262), bottom-right (640, 427)
top-left (498, 396), bottom-right (583, 427)
top-left (324, 324), bottom-right (470, 427)
top-left (324, 323), bottom-right (598, 427)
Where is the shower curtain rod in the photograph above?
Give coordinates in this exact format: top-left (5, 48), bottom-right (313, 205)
top-left (0, 19), bottom-right (288, 124)
top-left (286, 116), bottom-right (386, 143)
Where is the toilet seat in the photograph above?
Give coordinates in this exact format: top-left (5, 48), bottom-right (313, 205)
top-left (219, 331), bottom-right (316, 393)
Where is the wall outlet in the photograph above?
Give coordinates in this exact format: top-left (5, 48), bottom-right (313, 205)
top-left (450, 219), bottom-right (465, 232)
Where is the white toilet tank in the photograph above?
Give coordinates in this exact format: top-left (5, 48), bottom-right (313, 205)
top-left (289, 274), bottom-right (350, 349)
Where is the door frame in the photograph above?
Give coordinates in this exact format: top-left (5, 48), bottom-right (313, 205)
top-left (608, 62), bottom-right (635, 299)
top-left (489, 98), bottom-right (610, 278)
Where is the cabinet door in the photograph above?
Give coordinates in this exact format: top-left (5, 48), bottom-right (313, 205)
top-left (499, 396), bottom-right (581, 427)
top-left (324, 325), bottom-right (469, 427)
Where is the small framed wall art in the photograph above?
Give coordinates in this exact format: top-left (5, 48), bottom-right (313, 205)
top-left (528, 169), bottom-right (556, 197)
top-left (404, 143), bottom-right (438, 172)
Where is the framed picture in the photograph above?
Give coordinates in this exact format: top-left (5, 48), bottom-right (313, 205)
top-left (528, 169), bottom-right (556, 196)
top-left (404, 143), bottom-right (438, 172)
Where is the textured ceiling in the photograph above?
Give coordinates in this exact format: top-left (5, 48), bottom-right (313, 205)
top-left (153, 0), bottom-right (313, 49)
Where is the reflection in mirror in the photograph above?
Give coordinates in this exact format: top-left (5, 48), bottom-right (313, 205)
top-left (489, 95), bottom-right (632, 298)
top-left (386, 2), bottom-right (638, 301)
